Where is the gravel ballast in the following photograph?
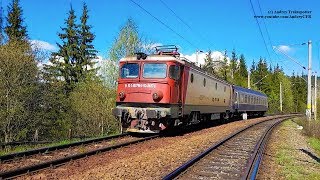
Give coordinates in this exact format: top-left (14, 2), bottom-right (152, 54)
top-left (23, 116), bottom-right (286, 179)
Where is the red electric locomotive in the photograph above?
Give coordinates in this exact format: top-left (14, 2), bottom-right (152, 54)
top-left (112, 45), bottom-right (233, 133)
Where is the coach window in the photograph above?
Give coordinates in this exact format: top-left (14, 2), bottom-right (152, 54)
top-left (203, 78), bottom-right (206, 87)
top-left (240, 94), bottom-right (244, 103)
top-left (245, 95), bottom-right (247, 103)
top-left (121, 63), bottom-right (139, 78)
top-left (191, 73), bottom-right (194, 83)
top-left (169, 65), bottom-right (181, 80)
top-left (224, 86), bottom-right (226, 92)
top-left (215, 83), bottom-right (218, 90)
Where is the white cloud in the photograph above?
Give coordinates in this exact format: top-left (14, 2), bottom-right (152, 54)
top-left (277, 45), bottom-right (291, 53)
top-left (30, 40), bottom-right (57, 51)
top-left (141, 42), bottom-right (163, 50)
top-left (181, 51), bottom-right (228, 65)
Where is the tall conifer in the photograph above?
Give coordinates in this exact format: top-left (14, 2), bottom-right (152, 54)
top-left (5, 0), bottom-right (28, 42)
top-left (78, 2), bottom-right (97, 79)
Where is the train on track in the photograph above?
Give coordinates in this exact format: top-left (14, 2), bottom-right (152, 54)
top-left (112, 45), bottom-right (268, 133)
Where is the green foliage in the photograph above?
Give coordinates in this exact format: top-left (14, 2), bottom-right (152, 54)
top-left (48, 4), bottom-right (97, 94)
top-left (50, 6), bottom-right (79, 93)
top-left (308, 137), bottom-right (320, 156)
top-left (0, 3), bottom-right (4, 44)
top-left (78, 2), bottom-right (98, 79)
top-left (5, 0), bottom-right (28, 42)
top-left (103, 18), bottom-right (141, 88)
top-left (69, 80), bottom-right (118, 137)
top-left (202, 50), bottom-right (216, 75)
top-left (0, 41), bottom-right (38, 142)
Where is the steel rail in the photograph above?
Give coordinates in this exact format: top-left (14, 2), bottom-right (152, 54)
top-left (162, 115), bottom-right (296, 180)
top-left (0, 135), bottom-right (159, 179)
top-left (241, 117), bottom-right (284, 179)
top-left (0, 133), bottom-right (128, 162)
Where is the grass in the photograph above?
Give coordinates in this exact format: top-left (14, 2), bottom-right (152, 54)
top-left (0, 132), bottom-right (120, 156)
top-left (0, 139), bottom-right (76, 156)
top-left (308, 137), bottom-right (320, 156)
top-left (274, 119), bottom-right (320, 180)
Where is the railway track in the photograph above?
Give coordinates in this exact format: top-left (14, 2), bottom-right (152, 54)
top-left (0, 133), bottom-right (159, 179)
top-left (163, 115), bottom-right (295, 180)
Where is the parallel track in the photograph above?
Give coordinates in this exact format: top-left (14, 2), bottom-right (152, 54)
top-left (163, 115), bottom-right (296, 180)
top-left (0, 133), bottom-right (128, 162)
top-left (0, 134), bottom-right (159, 179)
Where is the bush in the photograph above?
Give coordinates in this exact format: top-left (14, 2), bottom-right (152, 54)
top-left (69, 79), bottom-right (119, 137)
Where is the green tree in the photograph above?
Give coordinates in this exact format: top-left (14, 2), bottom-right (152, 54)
top-left (69, 80), bottom-right (118, 137)
top-left (0, 41), bottom-right (38, 142)
top-left (49, 6), bottom-right (79, 94)
top-left (103, 18), bottom-right (141, 88)
top-left (0, 3), bottom-right (4, 44)
top-left (234, 54), bottom-right (248, 87)
top-left (78, 2), bottom-right (97, 80)
top-left (230, 49), bottom-right (237, 83)
top-left (203, 50), bottom-right (215, 75)
top-left (5, 0), bottom-right (28, 42)
top-left (216, 50), bottom-right (230, 82)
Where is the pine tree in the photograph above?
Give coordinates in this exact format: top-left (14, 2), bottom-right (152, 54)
top-left (0, 3), bottom-right (4, 44)
top-left (5, 0), bottom-right (28, 42)
top-left (78, 2), bottom-right (97, 80)
top-left (230, 49), bottom-right (237, 82)
top-left (238, 54), bottom-right (248, 78)
top-left (234, 54), bottom-right (248, 87)
top-left (49, 6), bottom-right (79, 94)
top-left (203, 50), bottom-right (215, 75)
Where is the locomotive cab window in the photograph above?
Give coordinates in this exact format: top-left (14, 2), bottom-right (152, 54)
top-left (143, 63), bottom-right (167, 78)
top-left (169, 65), bottom-right (181, 80)
top-left (120, 63), bottom-right (139, 78)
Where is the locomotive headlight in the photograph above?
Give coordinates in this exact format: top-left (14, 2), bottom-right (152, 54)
top-left (119, 91), bottom-right (126, 100)
top-left (152, 91), bottom-right (163, 102)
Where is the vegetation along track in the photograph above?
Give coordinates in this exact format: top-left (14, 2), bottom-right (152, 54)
top-left (0, 133), bottom-right (158, 179)
top-left (163, 115), bottom-right (297, 180)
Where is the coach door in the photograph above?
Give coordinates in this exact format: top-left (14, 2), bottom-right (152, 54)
top-left (169, 64), bottom-right (181, 103)
top-left (235, 92), bottom-right (239, 109)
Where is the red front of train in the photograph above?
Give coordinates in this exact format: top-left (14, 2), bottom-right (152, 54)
top-left (112, 48), bottom-right (187, 133)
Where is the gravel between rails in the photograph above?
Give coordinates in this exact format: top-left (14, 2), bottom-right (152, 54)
top-left (0, 136), bottom-right (141, 173)
top-left (22, 115), bottom-right (287, 180)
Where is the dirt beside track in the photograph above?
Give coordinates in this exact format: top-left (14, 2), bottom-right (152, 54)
top-left (22, 116), bottom-right (286, 180)
top-left (257, 119), bottom-right (320, 179)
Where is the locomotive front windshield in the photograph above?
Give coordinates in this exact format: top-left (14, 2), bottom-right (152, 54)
top-left (143, 63), bottom-right (167, 78)
top-left (121, 63), bottom-right (139, 78)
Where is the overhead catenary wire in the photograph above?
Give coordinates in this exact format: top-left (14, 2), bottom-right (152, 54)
top-left (256, 0), bottom-right (280, 68)
top-left (158, 0), bottom-right (215, 50)
top-left (273, 46), bottom-right (306, 70)
top-left (129, 0), bottom-right (198, 49)
top-left (249, 0), bottom-right (272, 65)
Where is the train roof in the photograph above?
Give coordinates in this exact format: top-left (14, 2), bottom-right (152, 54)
top-left (233, 85), bottom-right (267, 97)
top-left (119, 54), bottom-right (186, 64)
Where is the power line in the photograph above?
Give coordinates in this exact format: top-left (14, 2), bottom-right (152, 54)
top-left (273, 46), bottom-right (306, 70)
top-left (256, 0), bottom-right (278, 67)
top-left (158, 0), bottom-right (215, 49)
top-left (159, 0), bottom-right (192, 31)
top-left (129, 0), bottom-right (197, 49)
top-left (249, 0), bottom-right (272, 64)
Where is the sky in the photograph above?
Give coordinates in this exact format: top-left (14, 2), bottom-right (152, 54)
top-left (1, 0), bottom-right (319, 75)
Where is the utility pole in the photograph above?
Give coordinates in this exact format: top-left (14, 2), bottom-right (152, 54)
top-left (315, 72), bottom-right (317, 120)
top-left (280, 82), bottom-right (282, 113)
top-left (306, 40), bottom-right (312, 120)
top-left (195, 50), bottom-right (203, 66)
top-left (248, 71), bottom-right (251, 89)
